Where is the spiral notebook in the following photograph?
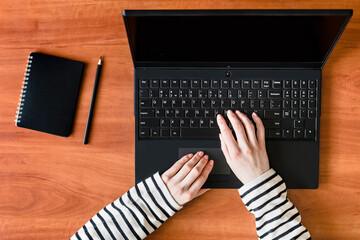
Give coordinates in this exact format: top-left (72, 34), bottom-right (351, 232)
top-left (15, 52), bottom-right (84, 137)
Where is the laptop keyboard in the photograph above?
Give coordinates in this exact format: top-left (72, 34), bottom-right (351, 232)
top-left (138, 79), bottom-right (317, 140)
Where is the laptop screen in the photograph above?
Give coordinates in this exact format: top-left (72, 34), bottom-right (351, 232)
top-left (124, 10), bottom-right (352, 67)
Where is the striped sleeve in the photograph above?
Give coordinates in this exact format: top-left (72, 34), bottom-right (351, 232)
top-left (238, 168), bottom-right (311, 240)
top-left (70, 172), bottom-right (182, 240)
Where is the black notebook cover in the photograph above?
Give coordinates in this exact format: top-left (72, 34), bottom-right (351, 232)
top-left (15, 52), bottom-right (84, 137)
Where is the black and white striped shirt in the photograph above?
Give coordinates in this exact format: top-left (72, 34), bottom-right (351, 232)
top-left (71, 169), bottom-right (310, 239)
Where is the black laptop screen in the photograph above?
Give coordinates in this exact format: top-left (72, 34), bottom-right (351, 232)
top-left (124, 12), bottom-right (351, 67)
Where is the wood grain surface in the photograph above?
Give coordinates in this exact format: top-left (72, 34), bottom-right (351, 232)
top-left (1, 0), bottom-right (360, 239)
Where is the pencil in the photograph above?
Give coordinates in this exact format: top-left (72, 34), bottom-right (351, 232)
top-left (83, 56), bottom-right (103, 144)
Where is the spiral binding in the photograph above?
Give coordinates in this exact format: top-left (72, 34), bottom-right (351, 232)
top-left (15, 54), bottom-right (33, 125)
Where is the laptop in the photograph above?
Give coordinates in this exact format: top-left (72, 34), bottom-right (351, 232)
top-left (123, 9), bottom-right (352, 189)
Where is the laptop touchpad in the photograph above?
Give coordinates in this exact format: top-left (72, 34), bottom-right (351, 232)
top-left (178, 148), bottom-right (231, 175)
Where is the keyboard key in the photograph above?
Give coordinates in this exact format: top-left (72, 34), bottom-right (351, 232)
top-left (269, 129), bottom-right (281, 138)
top-left (283, 80), bottom-right (291, 89)
top-left (169, 89), bottom-right (179, 98)
top-left (200, 119), bottom-right (209, 128)
top-left (159, 89), bottom-right (169, 98)
top-left (260, 100), bottom-right (269, 109)
top-left (283, 100), bottom-right (290, 109)
top-left (204, 109), bottom-right (213, 118)
top-left (270, 100), bottom-right (281, 109)
top-left (283, 90), bottom-right (291, 98)
top-left (180, 79), bottom-right (189, 88)
top-left (242, 80), bottom-right (250, 89)
top-left (140, 119), bottom-right (159, 128)
top-left (292, 90), bottom-right (299, 98)
top-left (190, 119), bottom-right (200, 128)
top-left (291, 110), bottom-right (299, 118)
top-left (300, 110), bottom-right (307, 119)
top-left (263, 120), bottom-right (281, 128)
top-left (283, 110), bottom-right (291, 118)
top-left (185, 109), bottom-right (195, 118)
top-left (300, 90), bottom-right (307, 99)
top-left (201, 99), bottom-right (210, 108)
top-left (252, 80), bottom-right (260, 89)
top-left (165, 109), bottom-right (175, 118)
top-left (209, 119), bottom-right (217, 128)
top-left (300, 80), bottom-right (307, 89)
top-left (221, 99), bottom-right (231, 108)
top-left (294, 119), bottom-right (305, 128)
top-left (188, 89), bottom-right (198, 98)
top-left (162, 99), bottom-right (171, 108)
top-left (152, 99), bottom-right (161, 108)
top-left (232, 80), bottom-right (240, 89)
top-left (250, 100), bottom-right (259, 109)
top-left (191, 79), bottom-right (200, 88)
top-left (151, 79), bottom-right (159, 88)
top-left (201, 80), bottom-right (210, 88)
top-left (308, 90), bottom-right (316, 99)
top-left (294, 129), bottom-right (304, 138)
top-left (248, 90), bottom-right (257, 99)
top-left (171, 129), bottom-right (180, 138)
top-left (139, 129), bottom-right (150, 138)
top-left (283, 129), bottom-right (292, 138)
top-left (180, 119), bottom-right (190, 128)
top-left (258, 90), bottom-right (267, 99)
top-left (221, 80), bottom-right (230, 89)
top-left (211, 99), bottom-right (220, 108)
top-left (262, 80), bottom-right (271, 89)
top-left (208, 90), bottom-right (218, 99)
top-left (195, 109), bottom-right (204, 118)
top-left (268, 90), bottom-right (281, 99)
top-left (172, 99), bottom-right (181, 108)
top-left (300, 100), bottom-right (307, 109)
top-left (171, 79), bottom-right (180, 88)
top-left (160, 119), bottom-right (169, 128)
top-left (231, 100), bottom-right (240, 108)
top-left (241, 100), bottom-right (250, 108)
top-left (161, 79), bottom-right (170, 88)
top-left (228, 90), bottom-right (237, 99)
top-left (272, 80), bottom-right (282, 89)
top-left (211, 80), bottom-right (220, 89)
top-left (305, 129), bottom-right (315, 138)
top-left (180, 128), bottom-right (219, 138)
top-left (291, 100), bottom-right (299, 108)
top-left (149, 89), bottom-right (158, 98)
top-left (140, 79), bottom-right (149, 88)
top-left (139, 89), bottom-right (149, 98)
top-left (238, 90), bottom-right (247, 98)
top-left (198, 89), bottom-right (208, 98)
top-left (151, 129), bottom-right (160, 138)
top-left (140, 109), bottom-right (155, 118)
top-left (155, 109), bottom-right (164, 118)
top-left (191, 99), bottom-right (200, 108)
top-left (292, 80), bottom-right (299, 89)
top-left (139, 99), bottom-right (151, 108)
top-left (170, 119), bottom-right (180, 128)
top-left (308, 110), bottom-right (316, 118)
top-left (309, 80), bottom-right (316, 89)
top-left (253, 109), bottom-right (263, 118)
top-left (175, 109), bottom-right (184, 118)
top-left (182, 99), bottom-right (190, 108)
top-left (218, 90), bottom-right (228, 98)
top-left (160, 129), bottom-right (170, 137)
top-left (264, 110), bottom-right (281, 118)
top-left (308, 100), bottom-right (316, 109)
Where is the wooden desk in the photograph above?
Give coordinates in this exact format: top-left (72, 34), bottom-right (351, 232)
top-left (1, 1), bottom-right (359, 239)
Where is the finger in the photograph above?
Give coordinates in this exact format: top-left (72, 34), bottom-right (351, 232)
top-left (162, 153), bottom-right (193, 181)
top-left (182, 155), bottom-right (209, 188)
top-left (194, 188), bottom-right (210, 198)
top-left (226, 110), bottom-right (249, 147)
top-left (235, 110), bottom-right (258, 146)
top-left (252, 112), bottom-right (266, 148)
top-left (173, 151), bottom-right (204, 182)
top-left (219, 133), bottom-right (231, 161)
top-left (216, 114), bottom-right (239, 155)
top-left (188, 160), bottom-right (214, 195)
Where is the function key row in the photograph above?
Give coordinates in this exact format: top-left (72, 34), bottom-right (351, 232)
top-left (140, 79), bottom-right (316, 89)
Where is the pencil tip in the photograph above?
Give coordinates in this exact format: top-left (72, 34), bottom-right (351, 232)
top-left (98, 56), bottom-right (102, 65)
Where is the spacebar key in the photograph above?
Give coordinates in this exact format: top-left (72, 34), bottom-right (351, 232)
top-left (181, 128), bottom-right (219, 138)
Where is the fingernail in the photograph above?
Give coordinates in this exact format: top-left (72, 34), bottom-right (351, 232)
top-left (217, 114), bottom-right (221, 119)
top-left (209, 160), bottom-right (214, 166)
top-left (253, 112), bottom-right (257, 116)
top-left (198, 151), bottom-right (204, 156)
top-left (227, 110), bottom-right (232, 115)
top-left (204, 155), bottom-right (209, 160)
top-left (236, 110), bottom-right (241, 114)
top-left (188, 153), bottom-right (193, 157)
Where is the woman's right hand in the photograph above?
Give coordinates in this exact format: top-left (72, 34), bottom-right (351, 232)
top-left (216, 110), bottom-right (270, 184)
